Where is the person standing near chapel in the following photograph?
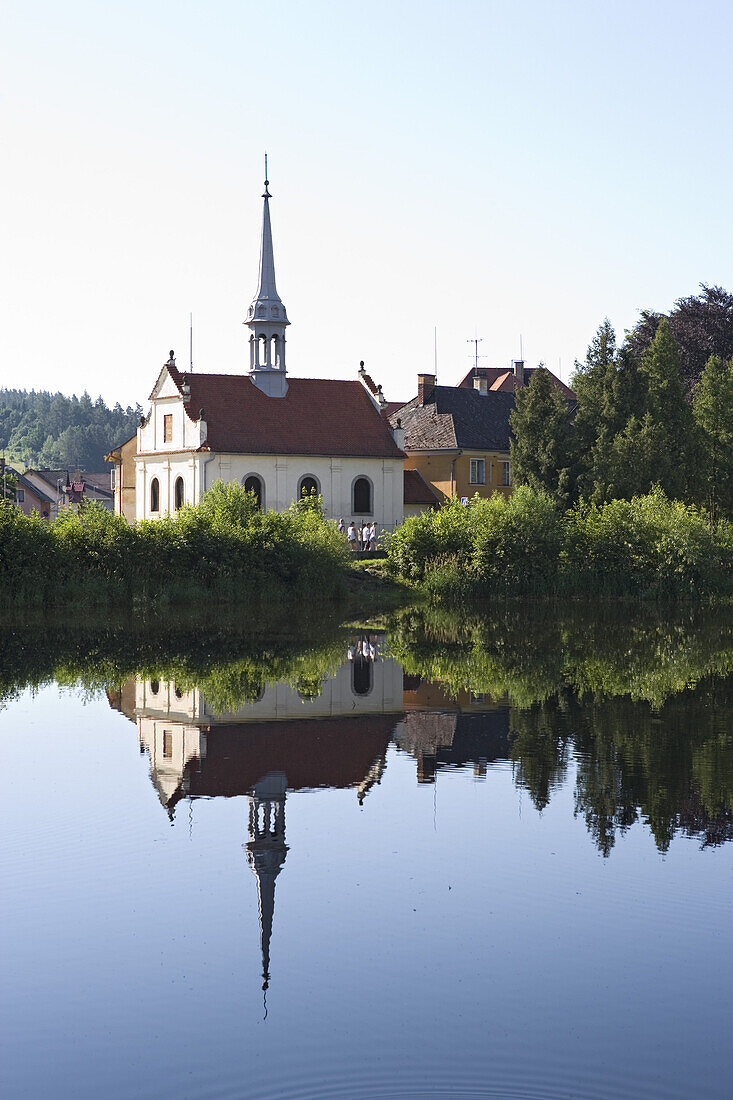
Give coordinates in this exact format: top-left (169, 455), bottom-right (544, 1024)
top-left (362, 522), bottom-right (370, 553)
top-left (369, 521), bottom-right (377, 551)
top-left (337, 517), bottom-right (345, 535)
top-left (347, 522), bottom-right (357, 552)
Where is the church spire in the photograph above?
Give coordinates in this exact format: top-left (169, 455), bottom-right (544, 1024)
top-left (246, 159), bottom-right (290, 396)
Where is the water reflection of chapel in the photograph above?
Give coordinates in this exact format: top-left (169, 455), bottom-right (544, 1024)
top-left (107, 645), bottom-right (513, 994)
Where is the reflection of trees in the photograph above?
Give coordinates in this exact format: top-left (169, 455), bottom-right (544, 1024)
top-left (0, 604), bottom-right (346, 708)
top-left (570, 684), bottom-right (733, 854)
top-left (389, 602), bottom-right (733, 854)
top-left (387, 602), bottom-right (733, 708)
top-left (509, 698), bottom-right (571, 812)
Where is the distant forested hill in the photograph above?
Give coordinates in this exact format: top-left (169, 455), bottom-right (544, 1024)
top-left (0, 389), bottom-right (141, 470)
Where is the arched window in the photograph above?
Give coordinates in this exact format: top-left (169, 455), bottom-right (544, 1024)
top-left (299, 475), bottom-right (320, 499)
top-left (150, 477), bottom-right (159, 513)
top-left (150, 680), bottom-right (159, 695)
top-left (243, 474), bottom-right (264, 509)
top-left (352, 655), bottom-right (373, 696)
top-left (174, 476), bottom-right (184, 510)
top-left (352, 476), bottom-right (372, 515)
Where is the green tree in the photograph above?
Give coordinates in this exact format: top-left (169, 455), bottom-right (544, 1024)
top-left (693, 355), bottom-right (733, 521)
top-left (638, 317), bottom-right (695, 499)
top-left (510, 367), bottom-right (577, 507)
top-left (572, 319), bottom-right (618, 458)
top-left (626, 284), bottom-right (733, 389)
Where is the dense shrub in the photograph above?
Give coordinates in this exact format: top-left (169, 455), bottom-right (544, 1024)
top-left (566, 490), bottom-right (733, 599)
top-left (387, 487), bottom-right (732, 601)
top-left (0, 481), bottom-right (349, 609)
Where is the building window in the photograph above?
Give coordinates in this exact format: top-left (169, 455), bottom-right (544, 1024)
top-left (174, 476), bottom-right (184, 510)
top-left (163, 731), bottom-right (173, 759)
top-left (299, 475), bottom-right (319, 499)
top-left (470, 459), bottom-right (486, 485)
top-left (150, 477), bottom-right (160, 512)
top-left (502, 461), bottom-right (511, 487)
top-left (352, 656), bottom-right (373, 696)
top-left (352, 476), bottom-right (372, 515)
top-left (243, 474), bottom-right (264, 509)
top-left (163, 414), bottom-right (173, 443)
top-left (150, 680), bottom-right (159, 695)
top-left (16, 489), bottom-right (25, 502)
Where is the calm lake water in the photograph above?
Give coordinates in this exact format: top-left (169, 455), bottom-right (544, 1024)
top-left (1, 606), bottom-right (732, 1099)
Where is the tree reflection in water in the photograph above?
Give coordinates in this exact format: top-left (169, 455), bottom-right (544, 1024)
top-left (1, 601), bottom-right (732, 857)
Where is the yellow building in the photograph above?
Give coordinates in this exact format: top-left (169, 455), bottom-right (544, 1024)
top-left (390, 372), bottom-right (515, 504)
top-left (106, 432), bottom-right (138, 524)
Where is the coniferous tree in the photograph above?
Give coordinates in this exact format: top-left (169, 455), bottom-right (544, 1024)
top-left (574, 326), bottom-right (647, 502)
top-left (510, 367), bottom-right (577, 507)
top-left (693, 355), bottom-right (733, 521)
top-left (572, 318), bottom-right (617, 457)
top-left (638, 317), bottom-right (694, 500)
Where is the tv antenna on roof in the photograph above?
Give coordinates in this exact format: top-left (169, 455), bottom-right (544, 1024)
top-left (189, 313), bottom-right (194, 372)
top-left (467, 334), bottom-right (485, 370)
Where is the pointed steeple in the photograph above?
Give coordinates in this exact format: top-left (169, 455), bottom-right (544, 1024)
top-left (245, 159), bottom-right (290, 396)
top-left (249, 172), bottom-right (285, 314)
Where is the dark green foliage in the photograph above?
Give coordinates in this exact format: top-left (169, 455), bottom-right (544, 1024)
top-left (572, 318), bottom-right (618, 457)
top-left (387, 602), bottom-right (733, 853)
top-left (509, 367), bottom-right (577, 506)
top-left (572, 320), bottom-right (648, 502)
top-left (0, 387), bottom-right (140, 469)
top-left (0, 481), bottom-right (349, 609)
top-left (626, 285), bottom-right (733, 389)
top-left (637, 318), bottom-right (694, 499)
top-left (693, 355), bottom-right (733, 522)
top-left (573, 318), bottom-right (700, 506)
top-left (387, 486), bottom-right (732, 600)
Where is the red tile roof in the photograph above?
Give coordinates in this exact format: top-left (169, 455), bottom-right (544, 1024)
top-left (404, 468), bottom-right (440, 505)
top-left (457, 365), bottom-right (576, 400)
top-left (170, 368), bottom-right (404, 458)
top-left (183, 715), bottom-right (397, 797)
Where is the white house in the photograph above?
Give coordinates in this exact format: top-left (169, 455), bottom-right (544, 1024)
top-left (133, 176), bottom-right (405, 529)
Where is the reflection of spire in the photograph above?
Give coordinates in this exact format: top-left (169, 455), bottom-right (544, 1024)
top-left (357, 750), bottom-right (387, 805)
top-left (244, 771), bottom-right (288, 1005)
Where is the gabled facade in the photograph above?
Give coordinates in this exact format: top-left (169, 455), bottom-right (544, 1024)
top-left (133, 176), bottom-right (405, 530)
top-left (6, 468), bottom-right (54, 519)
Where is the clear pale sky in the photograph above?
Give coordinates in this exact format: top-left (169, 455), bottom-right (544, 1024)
top-left (2, 0), bottom-right (732, 407)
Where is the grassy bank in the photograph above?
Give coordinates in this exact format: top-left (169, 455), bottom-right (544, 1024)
top-left (387, 486), bottom-right (733, 602)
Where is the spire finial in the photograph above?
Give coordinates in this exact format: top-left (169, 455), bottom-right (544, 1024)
top-left (263, 152), bottom-right (270, 198)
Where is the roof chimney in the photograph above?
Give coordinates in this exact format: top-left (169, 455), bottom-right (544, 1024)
top-left (473, 375), bottom-right (488, 394)
top-left (512, 359), bottom-right (525, 388)
top-left (418, 373), bottom-right (436, 406)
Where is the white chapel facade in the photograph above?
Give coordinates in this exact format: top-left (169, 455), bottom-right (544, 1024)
top-left (133, 176), bottom-right (405, 529)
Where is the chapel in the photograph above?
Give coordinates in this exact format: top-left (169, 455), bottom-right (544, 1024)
top-left (121, 175), bottom-right (406, 529)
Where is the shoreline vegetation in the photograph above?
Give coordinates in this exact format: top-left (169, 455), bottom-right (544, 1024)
top-left (1, 480), bottom-right (731, 612)
top-left (385, 486), bottom-right (733, 603)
